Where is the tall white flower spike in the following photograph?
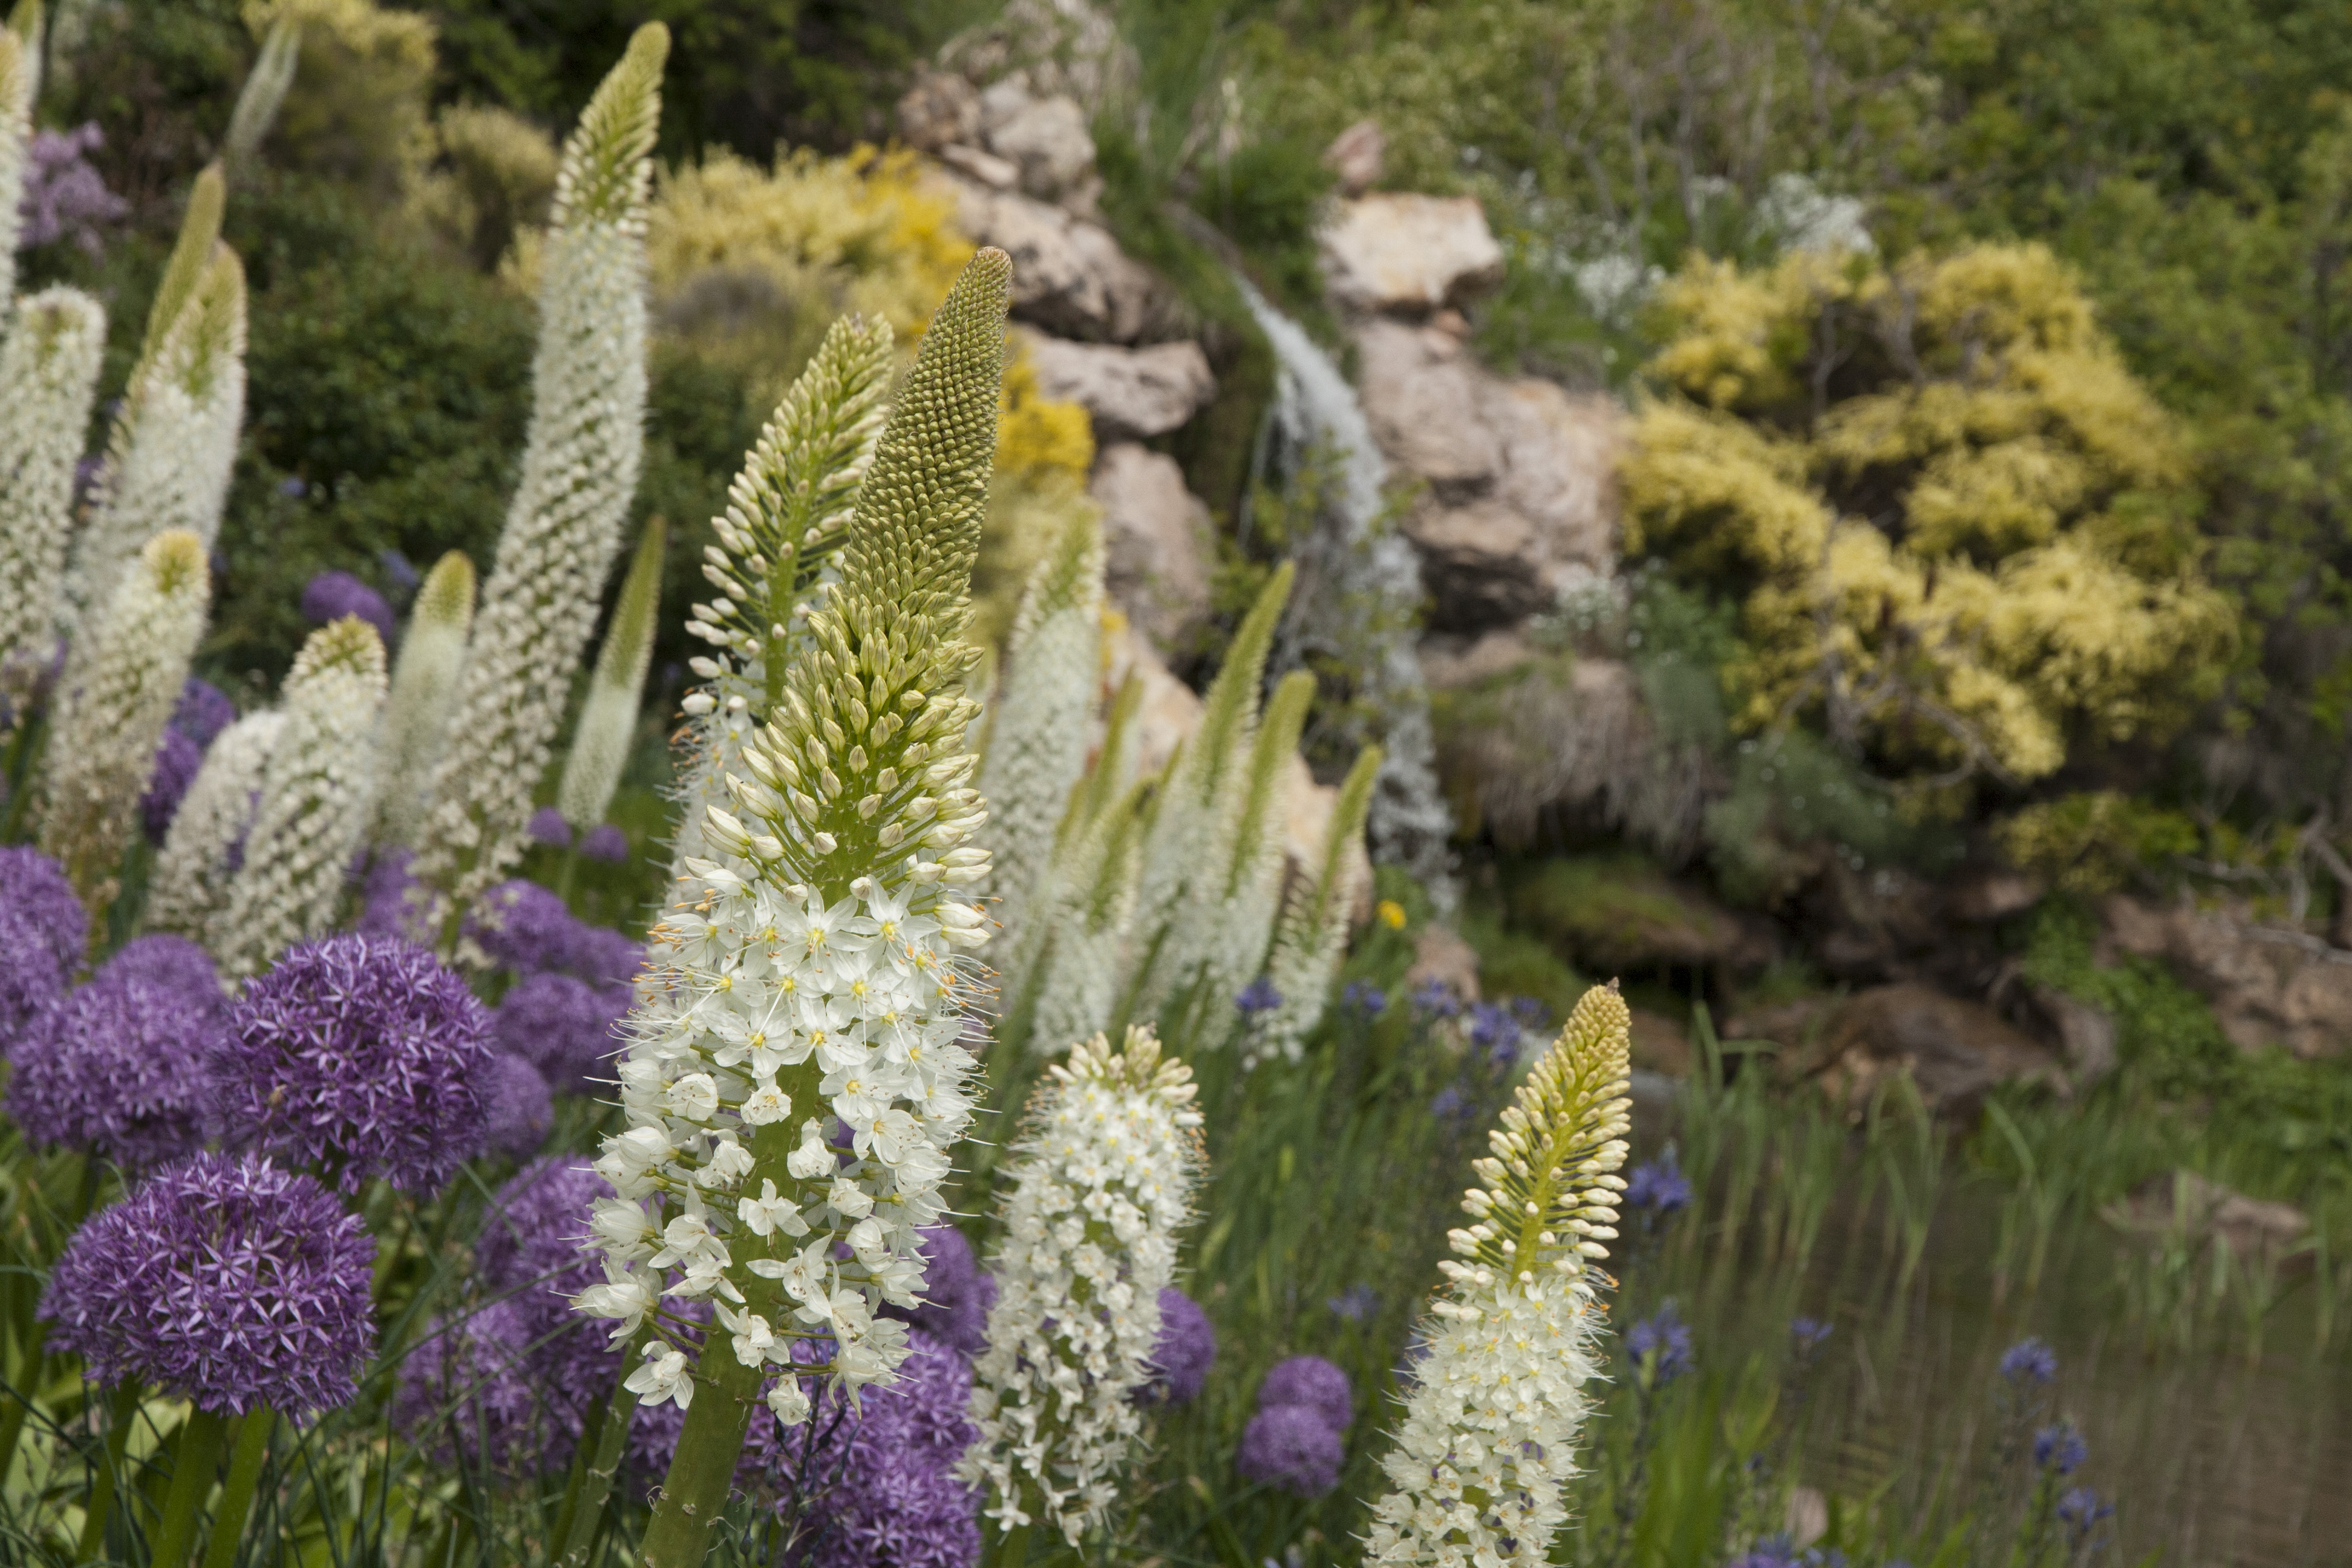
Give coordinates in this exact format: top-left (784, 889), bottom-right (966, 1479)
top-left (146, 710), bottom-right (286, 945)
top-left (0, 288), bottom-right (106, 702)
top-left (373, 550), bottom-right (474, 848)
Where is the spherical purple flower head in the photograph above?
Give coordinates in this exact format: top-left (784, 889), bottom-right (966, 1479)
top-left (1625, 1302), bottom-right (1693, 1387)
top-left (1256, 1354), bottom-right (1351, 1434)
top-left (1236, 976), bottom-right (1282, 1018)
top-left (477, 1157), bottom-right (609, 1302)
top-left (1410, 976), bottom-right (1461, 1020)
top-left (578, 823), bottom-right (630, 863)
top-left (215, 935), bottom-right (492, 1194)
top-left (492, 972), bottom-right (628, 1094)
top-left (171, 678), bottom-right (237, 746)
top-left (7, 949), bottom-right (229, 1168)
top-left (1999, 1336), bottom-right (2058, 1385)
top-left (1, 846), bottom-right (85, 1044)
top-left (42, 1152), bottom-right (374, 1414)
top-left (300, 571), bottom-right (396, 647)
top-left (392, 1299), bottom-right (584, 1477)
top-left (1625, 1151), bottom-right (1693, 1217)
top-left (570, 925), bottom-right (645, 988)
top-left (1340, 981), bottom-right (1387, 1018)
top-left (20, 123), bottom-right (128, 255)
top-left (140, 725), bottom-right (204, 844)
top-left (355, 850), bottom-right (431, 943)
top-left (1138, 1287), bottom-right (1216, 1405)
top-left (880, 1225), bottom-right (994, 1357)
top-left (482, 1053), bottom-right (553, 1161)
top-left (1235, 1403), bottom-right (1345, 1498)
top-left (465, 878), bottom-right (584, 976)
top-left (2034, 1422), bottom-right (2088, 1475)
top-left (528, 806), bottom-right (573, 848)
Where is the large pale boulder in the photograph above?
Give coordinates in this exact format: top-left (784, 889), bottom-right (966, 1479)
top-left (1088, 443), bottom-right (1212, 652)
top-left (2102, 894), bottom-right (2352, 1059)
top-left (1354, 318), bottom-right (1500, 485)
top-left (1319, 194), bottom-right (1505, 315)
top-left (1022, 332), bottom-right (1215, 440)
top-left (939, 175), bottom-right (1177, 342)
top-left (982, 90), bottom-right (1099, 211)
top-left (936, 0), bottom-right (1135, 115)
top-left (897, 69), bottom-right (982, 151)
top-left (1736, 984), bottom-right (2064, 1115)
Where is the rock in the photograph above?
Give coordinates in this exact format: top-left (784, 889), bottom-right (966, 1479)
top-left (1088, 444), bottom-right (1212, 653)
top-left (1485, 377), bottom-right (1623, 569)
top-left (1022, 332), bottom-right (1215, 441)
top-left (1404, 498), bottom-right (1560, 631)
top-left (2105, 1171), bottom-right (2310, 1271)
top-left (1354, 318), bottom-right (1500, 485)
top-left (937, 0), bottom-right (1135, 116)
top-left (1323, 119), bottom-right (1385, 196)
top-left (1785, 1489), bottom-right (1829, 1551)
top-left (1318, 193), bottom-right (1506, 315)
top-left (1406, 926), bottom-right (1481, 1004)
top-left (897, 68), bottom-right (982, 151)
top-left (983, 91), bottom-right (1100, 212)
top-left (1949, 866), bottom-right (2047, 923)
top-left (938, 174), bottom-right (1178, 343)
top-left (1797, 983), bottom-right (2063, 1114)
top-left (2102, 893), bottom-right (2352, 1059)
top-left (1419, 629), bottom-right (1538, 691)
top-left (938, 142), bottom-right (1019, 189)
top-left (2028, 984), bottom-right (2118, 1081)
top-left (1508, 854), bottom-right (1774, 976)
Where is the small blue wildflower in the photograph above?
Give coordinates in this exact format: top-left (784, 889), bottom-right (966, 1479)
top-left (1723, 1534), bottom-right (1800, 1568)
top-left (1509, 996), bottom-right (1549, 1030)
top-left (278, 475), bottom-right (307, 498)
top-left (1468, 1001), bottom-right (1523, 1065)
top-left (1790, 1316), bottom-right (1832, 1356)
top-left (2000, 1337), bottom-right (2057, 1385)
top-left (2034, 1422), bottom-right (2087, 1475)
top-left (1625, 1151), bottom-right (1693, 1217)
top-left (1429, 1085), bottom-right (1468, 1123)
top-left (1410, 977), bottom-right (1460, 1019)
top-left (1236, 977), bottom-right (1282, 1018)
top-left (2057, 1487), bottom-right (2114, 1532)
top-left (1341, 981), bottom-right (1388, 1018)
top-left (1625, 1302), bottom-right (1692, 1386)
top-left (379, 549), bottom-right (420, 593)
top-left (1327, 1283), bottom-right (1377, 1323)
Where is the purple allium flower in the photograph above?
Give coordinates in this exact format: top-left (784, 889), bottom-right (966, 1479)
top-left (578, 823), bottom-right (629, 863)
top-left (2034, 1422), bottom-right (2088, 1475)
top-left (1236, 976), bottom-right (1282, 1018)
top-left (492, 972), bottom-right (629, 1095)
top-left (355, 850), bottom-right (430, 943)
top-left (171, 678), bottom-right (237, 746)
top-left (1257, 1354), bottom-right (1352, 1434)
top-left (477, 1158), bottom-right (622, 1420)
top-left (379, 549), bottom-right (420, 594)
top-left (0, 846), bottom-right (84, 1047)
top-left (465, 878), bottom-right (583, 975)
top-left (1625, 1151), bottom-right (1693, 1217)
top-left (42, 1152), bottom-right (374, 1414)
top-left (7, 944), bottom-right (229, 1168)
top-left (880, 1224), bottom-right (994, 1357)
top-left (1341, 980), bottom-right (1387, 1017)
top-left (1626, 1302), bottom-right (1692, 1385)
top-left (2000, 1337), bottom-right (2057, 1385)
top-left (2057, 1487), bottom-right (2114, 1532)
top-left (1410, 976), bottom-right (1460, 1019)
top-left (1140, 1287), bottom-right (1216, 1405)
top-left (570, 925), bottom-right (645, 988)
top-left (1790, 1316), bottom-right (1833, 1356)
top-left (391, 1299), bottom-right (571, 1476)
top-left (1328, 1282), bottom-right (1377, 1322)
top-left (300, 570), bottom-right (395, 647)
top-left (141, 726), bottom-right (204, 844)
top-left (481, 1053), bottom-right (553, 1161)
top-left (1235, 1403), bottom-right (1345, 1497)
top-left (18, 123), bottom-right (128, 255)
top-left (213, 935), bottom-right (492, 1194)
top-left (528, 806), bottom-right (573, 848)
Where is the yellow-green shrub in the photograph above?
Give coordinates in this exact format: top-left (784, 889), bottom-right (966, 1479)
top-left (1624, 243), bottom-right (2235, 792)
top-left (244, 0), bottom-right (436, 196)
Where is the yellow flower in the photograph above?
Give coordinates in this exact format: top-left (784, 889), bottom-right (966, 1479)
top-left (1377, 899), bottom-right (1407, 930)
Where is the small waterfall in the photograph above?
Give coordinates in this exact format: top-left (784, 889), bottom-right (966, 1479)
top-left (1232, 275), bottom-right (1457, 907)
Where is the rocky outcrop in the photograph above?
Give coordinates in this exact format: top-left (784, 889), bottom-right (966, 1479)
top-left (2102, 893), bottom-right (2352, 1059)
top-left (1735, 984), bottom-right (2064, 1115)
top-left (1319, 195), bottom-right (1506, 315)
top-left (2104, 1170), bottom-right (2309, 1271)
top-left (1021, 332), bottom-right (1216, 440)
top-left (941, 177), bottom-right (1178, 343)
top-left (1088, 443), bottom-right (1212, 653)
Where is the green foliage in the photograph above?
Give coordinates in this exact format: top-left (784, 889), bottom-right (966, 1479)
top-left (1998, 791), bottom-right (2202, 896)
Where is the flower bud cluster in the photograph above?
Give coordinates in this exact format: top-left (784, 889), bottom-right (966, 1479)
top-left (1365, 984), bottom-right (1634, 1568)
top-left (962, 1026), bottom-right (1204, 1545)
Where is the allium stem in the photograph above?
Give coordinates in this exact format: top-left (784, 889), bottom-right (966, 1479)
top-left (550, 1322), bottom-right (652, 1568)
top-left (195, 1408), bottom-right (272, 1568)
top-left (148, 1404), bottom-right (230, 1568)
top-left (73, 1379), bottom-right (143, 1563)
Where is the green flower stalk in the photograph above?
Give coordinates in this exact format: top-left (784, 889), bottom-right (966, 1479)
top-left (1364, 984), bottom-right (1633, 1568)
top-left (0, 287), bottom-right (106, 702)
top-left (39, 530), bottom-right (212, 909)
top-left (961, 1025), bottom-right (1203, 1548)
top-left (671, 312), bottom-right (893, 876)
top-left (147, 710), bottom-right (286, 944)
top-left (67, 169), bottom-right (244, 621)
top-left (373, 549), bottom-right (474, 847)
top-left (0, 4), bottom-right (39, 305)
top-left (557, 518), bottom-right (664, 830)
top-left (1249, 743), bottom-right (1381, 1067)
top-left (223, 10), bottom-right (300, 174)
top-left (411, 24), bottom-right (665, 938)
top-left (978, 508), bottom-right (1105, 958)
top-left (586, 248), bottom-right (1011, 1568)
top-left (216, 617), bottom-right (388, 978)
top-left (1014, 673), bottom-right (1144, 1054)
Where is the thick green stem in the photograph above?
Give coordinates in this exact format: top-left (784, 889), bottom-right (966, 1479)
top-left (636, 1344), bottom-right (765, 1568)
top-left (551, 1325), bottom-right (652, 1568)
top-left (147, 1405), bottom-right (231, 1568)
top-left (991, 1520), bottom-right (1036, 1568)
top-left (74, 1380), bottom-right (145, 1563)
top-left (197, 1408), bottom-right (273, 1568)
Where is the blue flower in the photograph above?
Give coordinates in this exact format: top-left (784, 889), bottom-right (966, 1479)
top-left (1625, 1151), bottom-right (1693, 1217)
top-left (1327, 1283), bottom-right (1378, 1323)
top-left (1625, 1302), bottom-right (1692, 1385)
top-left (1429, 1085), bottom-right (1468, 1123)
top-left (1410, 977), bottom-right (1461, 1019)
top-left (378, 548), bottom-right (420, 593)
top-left (2000, 1336), bottom-right (2058, 1384)
top-left (1236, 976), bottom-right (1283, 1018)
top-left (2034, 1422), bottom-right (2087, 1475)
top-left (1723, 1534), bottom-right (1800, 1568)
top-left (1468, 1002), bottom-right (1522, 1065)
top-left (1790, 1316), bottom-right (1833, 1356)
top-left (1341, 980), bottom-right (1387, 1018)
top-left (2057, 1487), bottom-right (2114, 1532)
